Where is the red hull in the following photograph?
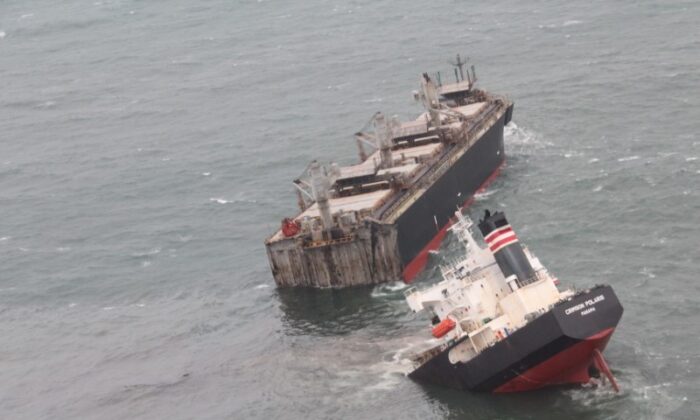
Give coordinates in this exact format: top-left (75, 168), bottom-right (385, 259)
top-left (494, 328), bottom-right (615, 393)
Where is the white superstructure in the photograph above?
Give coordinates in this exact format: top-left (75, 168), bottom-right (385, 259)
top-left (405, 211), bottom-right (574, 364)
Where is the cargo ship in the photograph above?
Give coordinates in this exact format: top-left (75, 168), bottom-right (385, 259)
top-left (265, 56), bottom-right (514, 287)
top-left (404, 210), bottom-right (623, 392)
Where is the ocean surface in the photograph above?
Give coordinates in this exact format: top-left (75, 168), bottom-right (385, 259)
top-left (1, 0), bottom-right (699, 418)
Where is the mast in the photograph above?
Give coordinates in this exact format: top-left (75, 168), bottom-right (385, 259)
top-left (373, 112), bottom-right (394, 169)
top-left (308, 160), bottom-right (333, 235)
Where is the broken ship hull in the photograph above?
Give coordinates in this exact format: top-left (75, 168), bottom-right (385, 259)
top-left (267, 106), bottom-right (511, 287)
top-left (409, 285), bottom-right (623, 392)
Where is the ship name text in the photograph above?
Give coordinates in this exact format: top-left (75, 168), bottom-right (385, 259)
top-left (564, 294), bottom-right (605, 316)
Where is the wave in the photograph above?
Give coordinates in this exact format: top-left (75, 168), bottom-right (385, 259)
top-left (563, 20), bottom-right (583, 27)
top-left (371, 281), bottom-right (409, 298)
top-left (210, 193), bottom-right (258, 205)
top-left (617, 155), bottom-right (640, 162)
top-left (538, 20), bottom-right (583, 30)
top-left (504, 122), bottom-right (553, 152)
top-left (132, 247), bottom-right (161, 257)
top-left (474, 188), bottom-right (499, 201)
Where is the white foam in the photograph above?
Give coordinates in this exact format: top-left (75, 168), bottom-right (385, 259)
top-left (254, 284), bottom-right (271, 289)
top-left (202, 172), bottom-right (211, 176)
top-left (539, 20), bottom-right (582, 29)
top-left (617, 155), bottom-right (640, 162)
top-left (563, 20), bottom-right (583, 26)
top-left (475, 188), bottom-right (499, 200)
top-left (564, 151), bottom-right (582, 158)
top-left (588, 158), bottom-right (600, 163)
top-left (133, 247), bottom-right (161, 257)
top-left (504, 122), bottom-right (552, 150)
top-left (0, 31), bottom-right (6, 39)
top-left (0, 236), bottom-right (10, 241)
top-left (19, 14), bottom-right (34, 20)
top-left (686, 157), bottom-right (697, 162)
top-left (564, 380), bottom-right (619, 407)
top-left (362, 370), bottom-right (404, 391)
top-left (385, 281), bottom-right (409, 292)
top-left (593, 185), bottom-right (603, 192)
top-left (371, 281), bottom-right (409, 298)
top-left (68, 303), bottom-right (77, 308)
top-left (210, 198), bottom-right (228, 204)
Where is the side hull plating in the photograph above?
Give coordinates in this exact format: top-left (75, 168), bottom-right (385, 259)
top-left (398, 113), bottom-right (507, 281)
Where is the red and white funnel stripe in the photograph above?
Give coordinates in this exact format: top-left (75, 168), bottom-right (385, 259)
top-left (484, 224), bottom-right (519, 254)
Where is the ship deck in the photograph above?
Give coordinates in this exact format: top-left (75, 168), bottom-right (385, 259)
top-left (266, 97), bottom-right (507, 245)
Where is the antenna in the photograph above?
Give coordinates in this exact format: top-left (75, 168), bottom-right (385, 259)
top-left (449, 54), bottom-right (468, 82)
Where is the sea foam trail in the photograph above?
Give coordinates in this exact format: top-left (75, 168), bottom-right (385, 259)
top-left (504, 123), bottom-right (552, 152)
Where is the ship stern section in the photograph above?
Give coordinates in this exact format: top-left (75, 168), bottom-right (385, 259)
top-left (408, 285), bottom-right (623, 393)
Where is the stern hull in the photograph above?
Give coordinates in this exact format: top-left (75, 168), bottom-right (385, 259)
top-left (409, 285), bottom-right (623, 392)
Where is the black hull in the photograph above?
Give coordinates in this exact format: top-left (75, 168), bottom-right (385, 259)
top-left (409, 285), bottom-right (623, 392)
top-left (396, 112), bottom-right (507, 279)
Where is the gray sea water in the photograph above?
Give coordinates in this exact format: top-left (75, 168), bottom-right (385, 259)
top-left (1, 0), bottom-right (699, 418)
